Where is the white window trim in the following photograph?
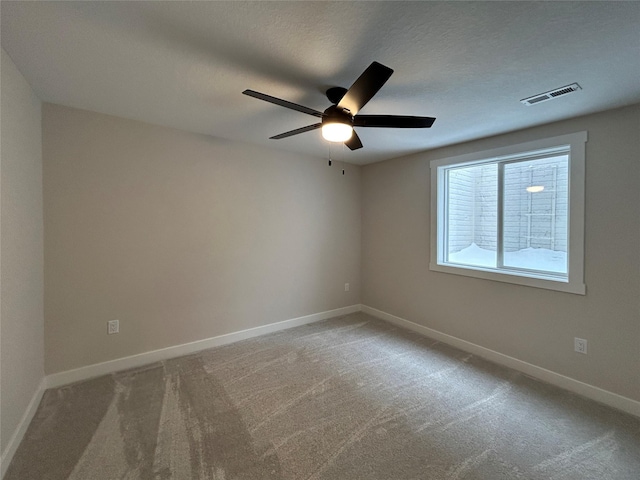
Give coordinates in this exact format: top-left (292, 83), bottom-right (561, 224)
top-left (430, 131), bottom-right (587, 295)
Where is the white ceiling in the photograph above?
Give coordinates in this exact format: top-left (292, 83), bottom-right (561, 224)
top-left (2, 1), bottom-right (639, 165)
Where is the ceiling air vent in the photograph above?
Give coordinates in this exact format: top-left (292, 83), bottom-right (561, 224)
top-left (521, 83), bottom-right (581, 106)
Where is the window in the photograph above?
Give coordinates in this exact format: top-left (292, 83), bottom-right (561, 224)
top-left (430, 132), bottom-right (586, 294)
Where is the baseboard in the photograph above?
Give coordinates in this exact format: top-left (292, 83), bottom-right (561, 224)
top-left (46, 304), bottom-right (362, 389)
top-left (0, 378), bottom-right (46, 479)
top-left (362, 305), bottom-right (640, 418)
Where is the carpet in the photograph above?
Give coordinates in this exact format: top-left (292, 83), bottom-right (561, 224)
top-left (6, 312), bottom-right (640, 479)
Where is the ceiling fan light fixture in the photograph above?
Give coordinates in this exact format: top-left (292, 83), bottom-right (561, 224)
top-left (321, 122), bottom-right (353, 142)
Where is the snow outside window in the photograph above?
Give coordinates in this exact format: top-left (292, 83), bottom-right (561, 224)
top-left (430, 132), bottom-right (586, 294)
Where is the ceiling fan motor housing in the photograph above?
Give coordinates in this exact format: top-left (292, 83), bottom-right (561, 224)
top-left (322, 105), bottom-right (353, 127)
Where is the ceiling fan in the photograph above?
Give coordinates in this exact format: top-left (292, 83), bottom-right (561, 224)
top-left (242, 61), bottom-right (436, 151)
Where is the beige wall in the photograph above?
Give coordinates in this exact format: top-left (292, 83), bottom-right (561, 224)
top-left (362, 104), bottom-right (640, 402)
top-left (0, 49), bottom-right (44, 454)
top-left (43, 104), bottom-right (361, 374)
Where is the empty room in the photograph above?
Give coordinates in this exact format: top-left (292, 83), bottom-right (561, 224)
top-left (1, 1), bottom-right (639, 479)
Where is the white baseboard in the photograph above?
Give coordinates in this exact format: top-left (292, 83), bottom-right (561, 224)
top-left (46, 304), bottom-right (361, 389)
top-left (1, 378), bottom-right (46, 479)
top-left (362, 305), bottom-right (640, 418)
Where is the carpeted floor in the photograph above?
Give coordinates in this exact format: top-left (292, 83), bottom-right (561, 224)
top-left (6, 312), bottom-right (640, 479)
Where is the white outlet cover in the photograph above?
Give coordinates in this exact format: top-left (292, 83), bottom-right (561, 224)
top-left (574, 337), bottom-right (587, 354)
top-left (345, 283), bottom-right (350, 292)
top-left (108, 319), bottom-right (119, 334)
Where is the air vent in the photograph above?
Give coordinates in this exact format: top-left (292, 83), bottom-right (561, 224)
top-left (521, 83), bottom-right (581, 106)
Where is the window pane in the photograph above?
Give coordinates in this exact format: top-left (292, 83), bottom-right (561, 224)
top-left (502, 156), bottom-right (568, 275)
top-left (446, 163), bottom-right (498, 268)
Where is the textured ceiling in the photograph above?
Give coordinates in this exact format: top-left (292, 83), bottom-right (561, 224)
top-left (2, 1), bottom-right (639, 165)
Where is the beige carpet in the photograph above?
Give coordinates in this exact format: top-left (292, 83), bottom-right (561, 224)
top-left (6, 312), bottom-right (640, 479)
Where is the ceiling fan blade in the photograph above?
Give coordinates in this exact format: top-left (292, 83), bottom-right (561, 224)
top-left (243, 90), bottom-right (323, 118)
top-left (354, 115), bottom-right (436, 128)
top-left (344, 131), bottom-right (363, 150)
top-left (337, 62), bottom-right (394, 116)
top-left (270, 123), bottom-right (322, 139)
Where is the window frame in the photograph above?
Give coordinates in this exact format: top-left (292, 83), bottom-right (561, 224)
top-left (429, 132), bottom-right (587, 295)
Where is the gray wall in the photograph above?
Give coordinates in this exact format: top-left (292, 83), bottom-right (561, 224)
top-left (43, 104), bottom-right (361, 374)
top-left (362, 104), bottom-right (640, 402)
top-left (0, 49), bottom-right (44, 454)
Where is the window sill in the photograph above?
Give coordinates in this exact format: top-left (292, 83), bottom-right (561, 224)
top-left (429, 262), bottom-right (586, 295)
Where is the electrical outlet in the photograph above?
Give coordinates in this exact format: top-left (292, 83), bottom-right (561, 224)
top-left (574, 337), bottom-right (587, 354)
top-left (344, 283), bottom-right (350, 292)
top-left (107, 319), bottom-right (119, 335)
